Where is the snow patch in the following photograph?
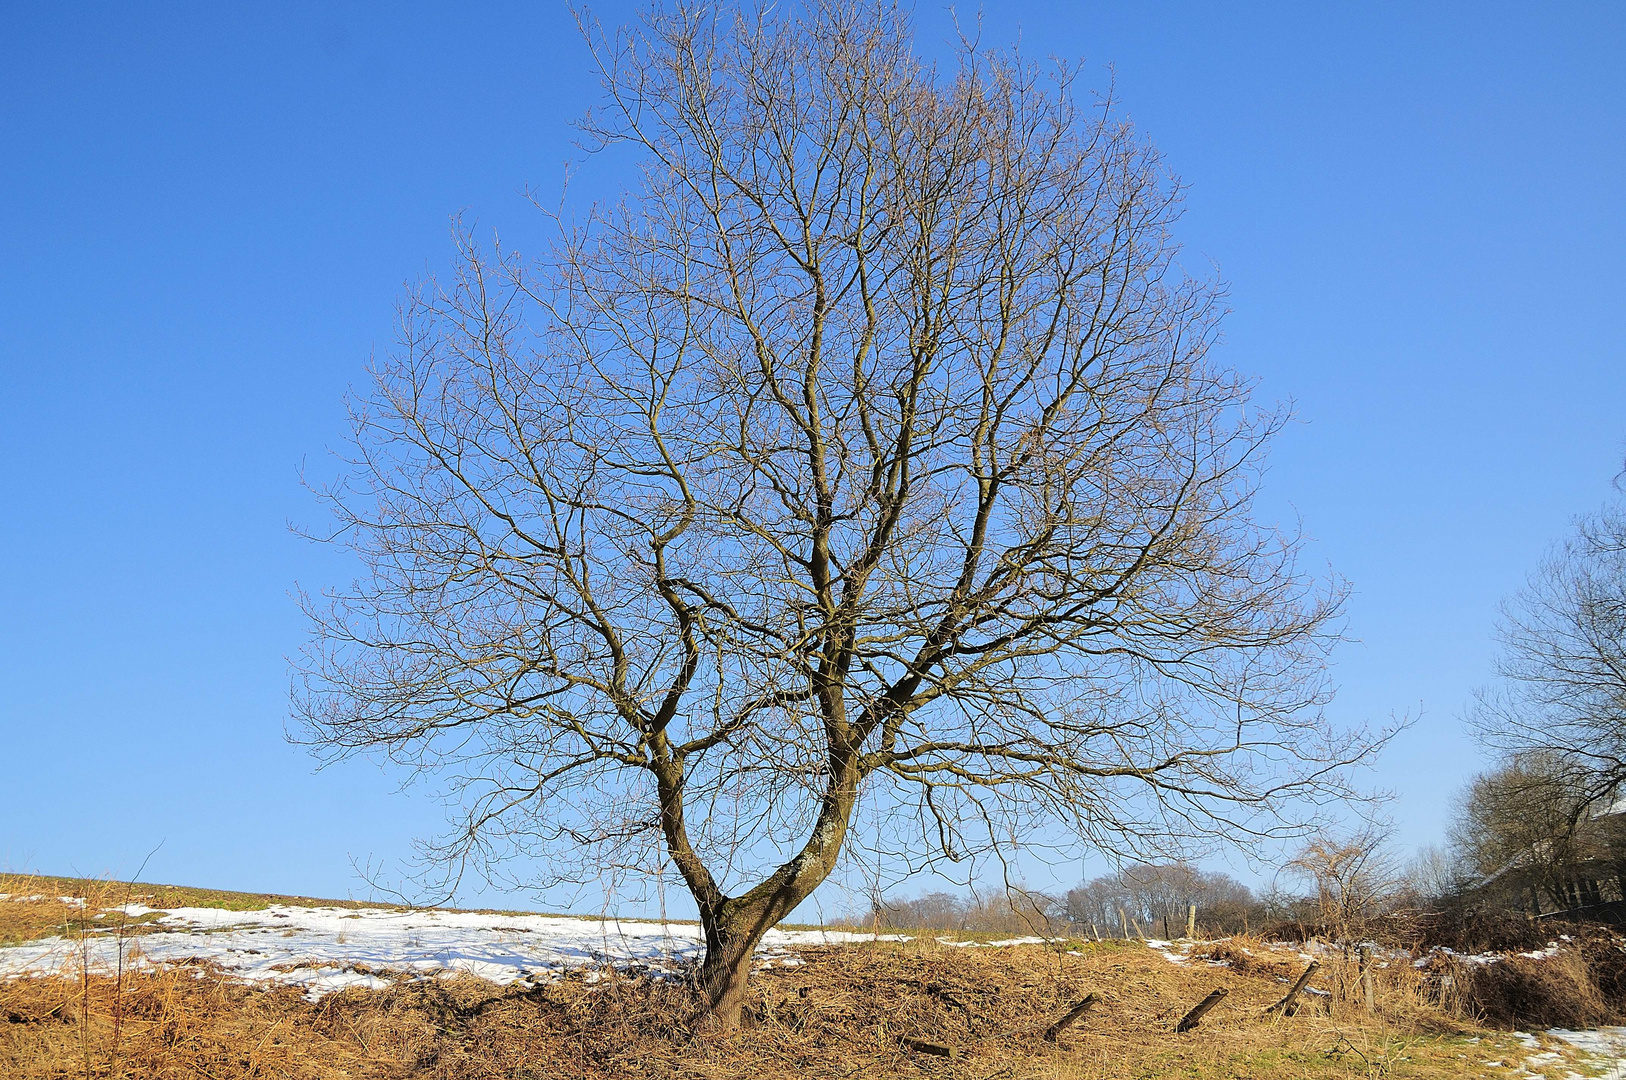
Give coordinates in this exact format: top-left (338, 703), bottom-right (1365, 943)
top-left (0, 903), bottom-right (906, 999)
top-left (1144, 938), bottom-right (1193, 966)
top-left (934, 935), bottom-right (1047, 948)
top-left (1545, 1027), bottom-right (1626, 1080)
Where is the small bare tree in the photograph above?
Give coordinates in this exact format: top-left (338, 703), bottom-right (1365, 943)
top-left (295, 1), bottom-right (1376, 1027)
top-left (1288, 827), bottom-right (1400, 941)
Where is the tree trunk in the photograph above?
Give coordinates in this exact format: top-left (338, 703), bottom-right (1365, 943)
top-left (690, 862), bottom-right (833, 1026)
top-left (698, 919), bottom-right (760, 1029)
top-left (665, 757), bottom-right (858, 1030)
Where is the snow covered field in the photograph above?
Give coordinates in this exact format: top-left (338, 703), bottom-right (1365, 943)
top-left (0, 900), bottom-right (896, 999)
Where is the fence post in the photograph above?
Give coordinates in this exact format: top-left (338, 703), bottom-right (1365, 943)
top-left (1175, 988), bottom-right (1229, 1032)
top-left (1187, 904), bottom-right (1197, 939)
top-left (1359, 946), bottom-right (1374, 1013)
top-left (1043, 993), bottom-right (1101, 1042)
top-left (1266, 960), bottom-right (1321, 1016)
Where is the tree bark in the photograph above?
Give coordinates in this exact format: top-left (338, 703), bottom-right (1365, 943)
top-left (697, 913), bottom-right (762, 1029)
top-left (694, 880), bottom-right (832, 1027)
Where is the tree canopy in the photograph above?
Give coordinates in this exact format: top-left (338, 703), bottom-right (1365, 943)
top-left (295, 0), bottom-right (1376, 1025)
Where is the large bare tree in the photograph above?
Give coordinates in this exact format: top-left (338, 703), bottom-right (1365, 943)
top-left (296, 1), bottom-right (1373, 1027)
top-left (1471, 494), bottom-right (1626, 803)
top-left (1449, 752), bottom-right (1619, 915)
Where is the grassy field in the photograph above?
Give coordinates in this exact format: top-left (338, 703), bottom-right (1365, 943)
top-left (0, 876), bottom-right (1613, 1079)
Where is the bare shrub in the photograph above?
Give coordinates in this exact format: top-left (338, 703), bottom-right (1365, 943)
top-left (1287, 827), bottom-right (1401, 941)
top-left (1405, 908), bottom-right (1561, 955)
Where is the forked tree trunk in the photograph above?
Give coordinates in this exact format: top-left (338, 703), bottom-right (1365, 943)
top-left (696, 894), bottom-right (792, 1029)
top-left (688, 822), bottom-right (857, 1029)
top-left (658, 736), bottom-right (858, 1030)
top-left (662, 754), bottom-right (858, 1030)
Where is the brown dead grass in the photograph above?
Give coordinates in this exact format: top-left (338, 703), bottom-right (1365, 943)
top-left (1461, 949), bottom-right (1607, 1030)
top-left (1, 936), bottom-right (1535, 1080)
top-left (0, 878), bottom-right (192, 949)
top-left (0, 873), bottom-right (393, 926)
top-left (1189, 938), bottom-right (1302, 981)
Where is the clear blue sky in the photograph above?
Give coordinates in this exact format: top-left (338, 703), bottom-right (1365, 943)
top-left (2, 2), bottom-right (1622, 908)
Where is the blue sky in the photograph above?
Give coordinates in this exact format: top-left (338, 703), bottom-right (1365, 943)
top-left (2, 2), bottom-right (1622, 910)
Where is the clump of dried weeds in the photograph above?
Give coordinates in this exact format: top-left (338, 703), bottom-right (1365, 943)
top-left (1190, 937), bottom-right (1303, 981)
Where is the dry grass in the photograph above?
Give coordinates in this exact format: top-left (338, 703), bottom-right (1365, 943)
top-left (0, 877), bottom-right (192, 949)
top-left (0, 873), bottom-right (713, 937)
top-left (4, 884), bottom-right (1616, 1078)
top-left (1460, 950), bottom-right (1606, 1030)
top-left (0, 935), bottom-right (1559, 1080)
top-left (0, 873), bottom-right (393, 930)
top-left (1188, 938), bottom-right (1304, 982)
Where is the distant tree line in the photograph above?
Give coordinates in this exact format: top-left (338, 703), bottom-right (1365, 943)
top-left (865, 862), bottom-right (1270, 937)
top-left (1064, 863), bottom-right (1261, 937)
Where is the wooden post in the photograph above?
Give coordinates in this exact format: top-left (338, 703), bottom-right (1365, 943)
top-left (1359, 946), bottom-right (1374, 1013)
top-left (1090, 922), bottom-right (1101, 942)
top-left (899, 1037), bottom-right (956, 1059)
top-left (1043, 993), bottom-right (1100, 1042)
top-left (1265, 960), bottom-right (1321, 1016)
top-left (1130, 917), bottom-right (1145, 940)
top-left (1175, 988), bottom-right (1228, 1032)
top-left (1119, 907), bottom-right (1128, 940)
top-left (1187, 904), bottom-right (1197, 939)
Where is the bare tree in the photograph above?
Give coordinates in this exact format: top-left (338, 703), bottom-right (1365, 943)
top-left (870, 887), bottom-right (1060, 933)
top-left (1470, 497), bottom-right (1626, 807)
top-left (1287, 827), bottom-right (1400, 940)
top-left (295, 1), bottom-right (1376, 1027)
top-left (1449, 751), bottom-right (1624, 915)
top-left (867, 890), bottom-right (971, 932)
top-left (1398, 843), bottom-right (1469, 907)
